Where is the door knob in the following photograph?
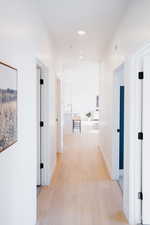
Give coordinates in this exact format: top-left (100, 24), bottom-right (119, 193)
top-left (117, 129), bottom-right (120, 133)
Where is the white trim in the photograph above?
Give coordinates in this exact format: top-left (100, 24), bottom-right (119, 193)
top-left (129, 43), bottom-right (150, 225)
top-left (112, 64), bottom-right (124, 181)
top-left (98, 145), bottom-right (112, 178)
top-left (36, 66), bottom-right (41, 186)
top-left (141, 54), bottom-right (150, 224)
top-left (123, 48), bottom-right (146, 224)
top-left (36, 59), bottom-right (49, 186)
top-left (119, 169), bottom-right (124, 177)
top-left (56, 78), bottom-right (64, 153)
top-left (45, 155), bottom-right (56, 186)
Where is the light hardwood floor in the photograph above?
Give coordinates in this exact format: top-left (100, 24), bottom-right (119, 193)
top-left (37, 124), bottom-right (129, 225)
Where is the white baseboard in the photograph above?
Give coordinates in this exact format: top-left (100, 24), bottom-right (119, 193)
top-left (48, 158), bottom-right (56, 185)
top-left (42, 157), bottom-right (57, 186)
top-left (98, 145), bottom-right (113, 179)
top-left (119, 169), bottom-right (124, 177)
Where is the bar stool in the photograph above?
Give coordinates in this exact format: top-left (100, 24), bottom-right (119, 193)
top-left (72, 116), bottom-right (81, 132)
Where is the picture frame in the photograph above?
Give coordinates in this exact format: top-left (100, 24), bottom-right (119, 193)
top-left (0, 61), bottom-right (18, 152)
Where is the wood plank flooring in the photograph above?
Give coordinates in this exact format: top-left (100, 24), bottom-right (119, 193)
top-left (37, 125), bottom-right (128, 225)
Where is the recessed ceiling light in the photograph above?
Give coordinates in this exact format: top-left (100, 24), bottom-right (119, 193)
top-left (77, 30), bottom-right (87, 36)
top-left (79, 55), bottom-right (84, 60)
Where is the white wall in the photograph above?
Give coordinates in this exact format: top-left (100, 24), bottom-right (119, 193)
top-left (63, 62), bottom-right (100, 115)
top-left (100, 0), bottom-right (150, 223)
top-left (0, 1), bottom-right (57, 225)
top-left (100, 0), bottom-right (150, 184)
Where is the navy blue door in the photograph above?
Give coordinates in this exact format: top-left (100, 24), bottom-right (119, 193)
top-left (119, 86), bottom-right (125, 170)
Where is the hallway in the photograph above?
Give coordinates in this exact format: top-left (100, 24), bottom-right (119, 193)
top-left (2, 0), bottom-right (150, 224)
top-left (37, 126), bottom-right (128, 225)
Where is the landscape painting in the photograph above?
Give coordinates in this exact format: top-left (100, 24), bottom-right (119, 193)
top-left (0, 62), bottom-right (17, 152)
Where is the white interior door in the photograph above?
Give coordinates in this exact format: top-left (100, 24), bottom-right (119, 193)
top-left (112, 65), bottom-right (124, 180)
top-left (142, 54), bottom-right (150, 224)
top-left (56, 79), bottom-right (63, 153)
top-left (37, 67), bottom-right (41, 186)
top-left (112, 70), bottom-right (120, 180)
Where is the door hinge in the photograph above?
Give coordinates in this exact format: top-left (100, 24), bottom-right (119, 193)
top-left (138, 132), bottom-right (143, 140)
top-left (138, 72), bottom-right (144, 80)
top-left (40, 121), bottom-right (44, 127)
top-left (138, 192), bottom-right (143, 200)
top-left (40, 79), bottom-right (44, 85)
top-left (40, 163), bottom-right (44, 169)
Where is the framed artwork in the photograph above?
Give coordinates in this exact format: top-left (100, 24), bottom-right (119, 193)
top-left (0, 62), bottom-right (17, 152)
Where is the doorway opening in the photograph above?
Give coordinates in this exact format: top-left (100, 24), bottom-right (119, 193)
top-left (37, 62), bottom-right (129, 225)
top-left (112, 64), bottom-right (125, 191)
top-left (36, 61), bottom-right (48, 190)
top-left (56, 78), bottom-right (64, 153)
top-left (36, 65), bottom-right (44, 190)
top-left (118, 85), bottom-right (125, 189)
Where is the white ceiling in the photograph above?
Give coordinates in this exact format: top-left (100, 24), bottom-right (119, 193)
top-left (38, 0), bottom-right (130, 65)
